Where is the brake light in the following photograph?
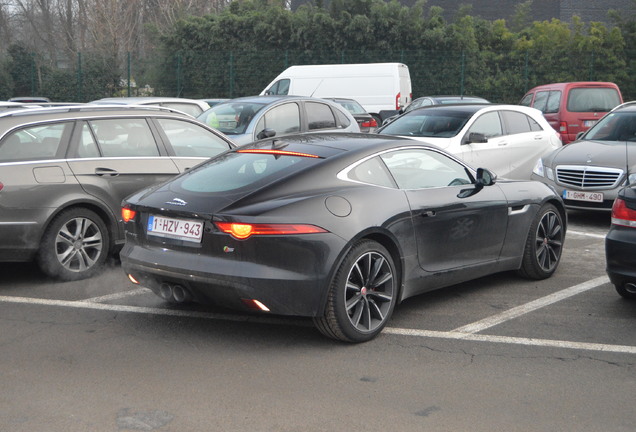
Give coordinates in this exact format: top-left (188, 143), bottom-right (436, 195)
top-left (559, 121), bottom-right (568, 134)
top-left (214, 222), bottom-right (327, 240)
top-left (0, 182), bottom-right (3, 192)
top-left (361, 118), bottom-right (378, 128)
top-left (611, 198), bottom-right (636, 227)
top-left (396, 92), bottom-right (401, 110)
top-left (237, 149), bottom-right (320, 158)
top-left (121, 207), bottom-right (136, 222)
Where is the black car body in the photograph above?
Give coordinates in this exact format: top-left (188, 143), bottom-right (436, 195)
top-left (606, 185), bottom-right (636, 299)
top-left (120, 133), bottom-right (566, 342)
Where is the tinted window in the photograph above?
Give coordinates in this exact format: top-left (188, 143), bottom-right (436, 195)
top-left (347, 156), bottom-right (395, 188)
top-left (468, 111), bottom-right (502, 138)
top-left (379, 110), bottom-right (471, 137)
top-left (567, 88), bottom-right (622, 112)
top-left (585, 112), bottom-right (636, 141)
top-left (88, 118), bottom-right (159, 157)
top-left (334, 108), bottom-right (351, 128)
top-left (176, 151), bottom-right (319, 193)
top-left (0, 122), bottom-right (70, 162)
top-left (501, 110), bottom-right (542, 134)
top-left (261, 103), bottom-right (301, 136)
top-left (156, 118), bottom-right (231, 157)
top-left (306, 102), bottom-right (337, 130)
top-left (381, 148), bottom-right (471, 189)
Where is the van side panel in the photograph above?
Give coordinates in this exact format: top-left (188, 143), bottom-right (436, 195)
top-left (261, 63), bottom-right (412, 120)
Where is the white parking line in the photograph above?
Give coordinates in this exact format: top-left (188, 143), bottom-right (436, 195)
top-left (568, 229), bottom-right (607, 239)
top-left (79, 288), bottom-right (152, 303)
top-left (452, 275), bottom-right (609, 333)
top-left (0, 275), bottom-right (633, 355)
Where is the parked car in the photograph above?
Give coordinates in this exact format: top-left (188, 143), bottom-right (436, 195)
top-left (531, 102), bottom-right (636, 211)
top-left (90, 97), bottom-right (210, 117)
top-left (323, 97), bottom-right (378, 133)
top-left (606, 185), bottom-right (636, 299)
top-left (377, 104), bottom-right (561, 180)
top-left (519, 81), bottom-right (623, 144)
top-left (197, 95), bottom-right (360, 145)
top-left (9, 96), bottom-right (51, 103)
top-left (199, 98), bottom-right (229, 107)
top-left (120, 133), bottom-right (566, 343)
top-left (382, 95), bottom-right (490, 125)
top-left (0, 105), bottom-right (235, 280)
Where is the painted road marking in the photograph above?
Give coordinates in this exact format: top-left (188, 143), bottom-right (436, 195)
top-left (0, 276), bottom-right (631, 355)
top-left (79, 288), bottom-right (152, 303)
top-left (452, 275), bottom-right (609, 333)
top-left (568, 229), bottom-right (606, 239)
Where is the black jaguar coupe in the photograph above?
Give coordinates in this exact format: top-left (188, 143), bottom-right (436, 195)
top-left (120, 133), bottom-right (566, 342)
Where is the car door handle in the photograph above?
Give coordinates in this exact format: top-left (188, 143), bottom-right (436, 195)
top-left (422, 210), bottom-right (436, 217)
top-left (94, 167), bottom-right (119, 176)
top-left (497, 141), bottom-right (508, 146)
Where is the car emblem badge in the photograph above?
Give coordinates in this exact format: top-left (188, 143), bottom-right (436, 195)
top-left (586, 154), bottom-right (593, 164)
top-left (165, 198), bottom-right (187, 206)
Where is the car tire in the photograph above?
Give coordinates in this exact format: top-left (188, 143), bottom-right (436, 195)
top-left (36, 208), bottom-right (110, 281)
top-left (517, 203), bottom-right (564, 280)
top-left (314, 240), bottom-right (397, 343)
top-left (614, 283), bottom-right (636, 300)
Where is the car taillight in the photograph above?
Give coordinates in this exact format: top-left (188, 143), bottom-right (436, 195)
top-left (0, 182), bottom-right (3, 192)
top-left (395, 92), bottom-right (401, 110)
top-left (214, 222), bottom-right (327, 240)
top-left (121, 207), bottom-right (136, 223)
top-left (559, 121), bottom-right (568, 134)
top-left (611, 198), bottom-right (636, 227)
top-left (361, 119), bottom-right (378, 128)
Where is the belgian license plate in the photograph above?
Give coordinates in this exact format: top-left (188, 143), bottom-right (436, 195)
top-left (147, 215), bottom-right (203, 242)
top-left (562, 190), bottom-right (604, 203)
top-left (584, 120), bottom-right (598, 127)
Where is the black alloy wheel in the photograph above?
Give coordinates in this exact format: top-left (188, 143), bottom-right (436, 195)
top-left (315, 240), bottom-right (397, 343)
top-left (518, 203), bottom-right (564, 280)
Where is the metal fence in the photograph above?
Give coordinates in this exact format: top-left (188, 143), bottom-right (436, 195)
top-left (4, 48), bottom-right (635, 103)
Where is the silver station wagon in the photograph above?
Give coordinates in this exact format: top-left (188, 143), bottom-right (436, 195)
top-left (0, 105), bottom-right (235, 280)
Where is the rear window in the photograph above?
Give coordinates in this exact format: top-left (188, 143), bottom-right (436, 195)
top-left (379, 109), bottom-right (471, 138)
top-left (567, 88), bottom-right (621, 113)
top-left (174, 150), bottom-right (321, 193)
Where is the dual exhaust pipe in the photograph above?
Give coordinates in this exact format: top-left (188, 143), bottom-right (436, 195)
top-left (159, 282), bottom-right (193, 303)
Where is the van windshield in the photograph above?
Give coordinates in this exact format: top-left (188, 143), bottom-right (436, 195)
top-left (567, 88), bottom-right (621, 113)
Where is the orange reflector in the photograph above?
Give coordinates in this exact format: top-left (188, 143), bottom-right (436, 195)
top-left (215, 222), bottom-right (327, 240)
top-left (127, 274), bottom-right (139, 284)
top-left (121, 207), bottom-right (136, 222)
top-left (237, 149), bottom-right (320, 158)
top-left (242, 298), bottom-right (271, 312)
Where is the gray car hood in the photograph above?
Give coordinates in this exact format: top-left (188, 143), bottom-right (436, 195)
top-left (545, 140), bottom-right (636, 171)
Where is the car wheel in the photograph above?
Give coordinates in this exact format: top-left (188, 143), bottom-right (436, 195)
top-left (615, 283), bottom-right (636, 300)
top-left (314, 240), bottom-right (397, 343)
top-left (36, 208), bottom-right (110, 281)
top-left (517, 203), bottom-right (564, 280)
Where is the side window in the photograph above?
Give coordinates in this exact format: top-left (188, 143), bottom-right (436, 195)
top-left (333, 107), bottom-right (351, 128)
top-left (89, 118), bottom-right (159, 157)
top-left (501, 110), bottom-right (534, 135)
top-left (156, 118), bottom-right (232, 158)
top-left (519, 93), bottom-right (534, 107)
top-left (380, 149), bottom-right (471, 189)
top-left (78, 123), bottom-right (101, 158)
top-left (468, 111), bottom-right (502, 139)
top-left (545, 91), bottom-right (561, 113)
top-left (347, 156), bottom-right (396, 188)
top-left (533, 91), bottom-right (549, 112)
top-left (306, 102), bottom-right (337, 130)
top-left (268, 79), bottom-right (290, 96)
top-left (262, 103), bottom-right (300, 136)
top-left (0, 122), bottom-right (70, 162)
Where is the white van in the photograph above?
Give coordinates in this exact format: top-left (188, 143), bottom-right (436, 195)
top-left (261, 63), bottom-right (412, 122)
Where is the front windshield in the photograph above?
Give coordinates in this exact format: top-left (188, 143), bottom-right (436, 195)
top-left (198, 102), bottom-right (267, 135)
top-left (379, 109), bottom-right (471, 138)
top-left (584, 112), bottom-right (636, 142)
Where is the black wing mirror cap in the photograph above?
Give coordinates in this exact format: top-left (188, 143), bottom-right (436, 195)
top-left (476, 168), bottom-right (497, 186)
top-left (256, 128), bottom-right (276, 140)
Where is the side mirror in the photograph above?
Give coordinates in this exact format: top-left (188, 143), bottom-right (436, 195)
top-left (256, 128), bottom-right (276, 140)
top-left (476, 168), bottom-right (496, 186)
top-left (464, 132), bottom-right (488, 144)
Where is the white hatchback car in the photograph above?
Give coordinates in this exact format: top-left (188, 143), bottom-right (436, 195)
top-left (377, 104), bottom-right (562, 179)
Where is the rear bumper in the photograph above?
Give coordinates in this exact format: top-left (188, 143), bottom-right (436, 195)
top-left (120, 236), bottom-right (345, 317)
top-left (605, 226), bottom-right (636, 286)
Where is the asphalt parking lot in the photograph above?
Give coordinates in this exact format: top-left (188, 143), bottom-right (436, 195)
top-left (0, 210), bottom-right (634, 432)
